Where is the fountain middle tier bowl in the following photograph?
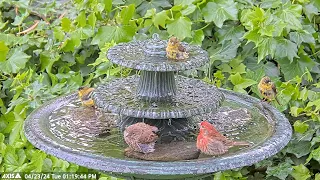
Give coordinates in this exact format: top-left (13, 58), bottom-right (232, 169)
top-left (93, 75), bottom-right (225, 119)
top-left (24, 88), bottom-right (292, 179)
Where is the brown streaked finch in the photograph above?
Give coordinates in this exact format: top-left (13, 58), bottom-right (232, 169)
top-left (124, 122), bottom-right (159, 154)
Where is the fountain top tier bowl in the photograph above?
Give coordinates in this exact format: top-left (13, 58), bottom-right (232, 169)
top-left (107, 34), bottom-right (209, 72)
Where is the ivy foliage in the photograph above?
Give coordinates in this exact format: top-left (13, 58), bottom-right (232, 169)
top-left (0, 0), bottom-right (320, 179)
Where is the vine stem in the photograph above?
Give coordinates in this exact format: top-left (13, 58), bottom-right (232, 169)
top-left (17, 20), bottom-right (40, 35)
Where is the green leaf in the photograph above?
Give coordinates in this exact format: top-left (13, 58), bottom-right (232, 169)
top-left (278, 55), bottom-right (315, 81)
top-left (289, 30), bottom-right (315, 46)
top-left (306, 99), bottom-right (320, 112)
top-left (166, 16), bottom-right (192, 40)
top-left (8, 112), bottom-right (25, 146)
top-left (0, 50), bottom-right (31, 74)
top-left (293, 120), bottom-right (309, 133)
top-left (171, 5), bottom-right (184, 11)
top-left (228, 73), bottom-right (257, 93)
top-left (314, 0), bottom-right (320, 9)
top-left (240, 7), bottom-right (264, 31)
top-left (88, 12), bottom-right (97, 28)
top-left (274, 38), bottom-right (298, 62)
top-left (120, 4), bottom-right (135, 24)
top-left (210, 40), bottom-right (240, 62)
top-left (191, 29), bottom-right (204, 45)
top-left (286, 141), bottom-right (311, 158)
top-left (174, 0), bottom-right (196, 6)
top-left (0, 41), bottom-right (9, 61)
top-left (243, 29), bottom-right (262, 45)
top-left (290, 106), bottom-right (303, 117)
top-left (92, 25), bottom-right (136, 47)
top-left (266, 162), bottom-right (292, 180)
top-left (29, 151), bottom-right (46, 172)
top-left (260, 0), bottom-right (282, 9)
top-left (4, 146), bottom-right (20, 171)
top-left (316, 173), bottom-right (320, 180)
top-left (40, 52), bottom-right (60, 73)
top-left (61, 17), bottom-right (72, 32)
top-left (53, 27), bottom-right (64, 41)
top-left (153, 10), bottom-right (169, 28)
top-left (216, 25), bottom-right (245, 44)
top-left (303, 3), bottom-right (319, 21)
top-left (11, 10), bottom-right (29, 26)
top-left (306, 146), bottom-right (320, 164)
top-left (103, 0), bottom-right (112, 12)
top-left (257, 37), bottom-right (276, 63)
top-left (137, 0), bottom-right (171, 16)
top-left (0, 34), bottom-right (19, 46)
top-left (75, 11), bottom-right (86, 27)
top-left (202, 0), bottom-right (238, 28)
top-left (275, 3), bottom-right (302, 30)
top-left (181, 4), bottom-right (197, 15)
top-left (291, 164), bottom-right (311, 180)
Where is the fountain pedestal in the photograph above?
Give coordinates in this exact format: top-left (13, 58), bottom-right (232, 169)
top-left (137, 71), bottom-right (176, 102)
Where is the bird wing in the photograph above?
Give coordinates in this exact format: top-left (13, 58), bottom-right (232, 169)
top-left (81, 88), bottom-right (94, 101)
top-left (271, 83), bottom-right (277, 94)
top-left (178, 44), bottom-right (186, 52)
top-left (138, 142), bottom-right (156, 154)
top-left (206, 139), bottom-right (228, 155)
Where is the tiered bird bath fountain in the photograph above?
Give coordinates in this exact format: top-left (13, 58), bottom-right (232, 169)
top-left (24, 34), bottom-right (292, 179)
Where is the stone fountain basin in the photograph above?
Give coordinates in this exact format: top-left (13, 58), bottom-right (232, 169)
top-left (24, 88), bottom-right (292, 180)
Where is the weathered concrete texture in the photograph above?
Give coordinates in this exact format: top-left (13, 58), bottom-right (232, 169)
top-left (124, 142), bottom-right (200, 161)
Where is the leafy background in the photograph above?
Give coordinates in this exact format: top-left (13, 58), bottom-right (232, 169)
top-left (0, 0), bottom-right (320, 179)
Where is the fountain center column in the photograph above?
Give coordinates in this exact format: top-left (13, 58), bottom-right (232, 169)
top-left (137, 71), bottom-right (176, 102)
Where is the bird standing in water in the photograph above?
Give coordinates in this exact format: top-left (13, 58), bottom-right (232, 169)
top-left (78, 86), bottom-right (95, 107)
top-left (166, 36), bottom-right (189, 60)
top-left (124, 122), bottom-right (159, 154)
top-left (258, 76), bottom-right (281, 105)
top-left (197, 121), bottom-right (250, 156)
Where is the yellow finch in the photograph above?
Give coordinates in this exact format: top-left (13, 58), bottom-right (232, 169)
top-left (166, 36), bottom-right (189, 60)
top-left (78, 86), bottom-right (95, 107)
top-left (258, 76), bottom-right (280, 105)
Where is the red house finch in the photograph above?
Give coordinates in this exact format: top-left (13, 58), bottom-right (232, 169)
top-left (78, 86), bottom-right (95, 107)
top-left (124, 122), bottom-right (159, 154)
top-left (258, 76), bottom-right (281, 105)
top-left (197, 121), bottom-right (250, 156)
top-left (166, 36), bottom-right (189, 60)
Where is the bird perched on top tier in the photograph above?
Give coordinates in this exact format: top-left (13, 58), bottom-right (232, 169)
top-left (124, 122), bottom-right (159, 154)
top-left (258, 76), bottom-right (281, 105)
top-left (166, 36), bottom-right (189, 60)
top-left (78, 86), bottom-right (95, 107)
top-left (197, 121), bottom-right (250, 156)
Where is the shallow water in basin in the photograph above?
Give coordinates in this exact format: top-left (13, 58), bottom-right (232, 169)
top-left (47, 98), bottom-right (273, 160)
